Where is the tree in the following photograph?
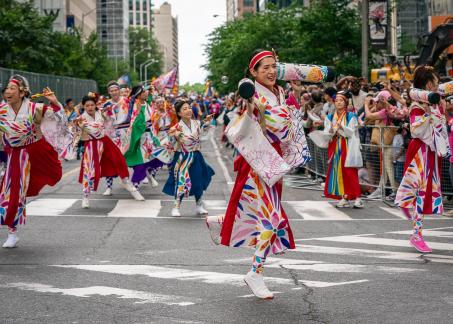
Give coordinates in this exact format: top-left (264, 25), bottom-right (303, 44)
top-left (180, 82), bottom-right (206, 95)
top-left (0, 0), bottom-right (59, 73)
top-left (204, 1), bottom-right (365, 94)
top-left (129, 27), bottom-right (164, 83)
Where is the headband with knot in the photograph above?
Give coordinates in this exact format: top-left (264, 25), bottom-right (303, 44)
top-left (249, 50), bottom-right (275, 70)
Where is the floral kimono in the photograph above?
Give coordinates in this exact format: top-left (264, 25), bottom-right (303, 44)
top-left (220, 81), bottom-right (310, 257)
top-left (0, 99), bottom-right (66, 228)
top-left (323, 111), bottom-right (362, 200)
top-left (123, 101), bottom-right (161, 184)
top-left (77, 111), bottom-right (129, 194)
top-left (150, 107), bottom-right (177, 165)
top-left (103, 96), bottom-right (131, 153)
top-left (395, 101), bottom-right (449, 215)
top-left (163, 119), bottom-right (215, 200)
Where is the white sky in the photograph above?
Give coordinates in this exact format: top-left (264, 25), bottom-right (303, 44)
top-left (153, 0), bottom-right (226, 84)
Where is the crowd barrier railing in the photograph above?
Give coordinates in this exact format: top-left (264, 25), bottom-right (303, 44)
top-left (287, 125), bottom-right (453, 202)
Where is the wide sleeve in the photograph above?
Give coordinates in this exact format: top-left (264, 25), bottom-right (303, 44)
top-left (39, 102), bottom-right (76, 160)
top-left (409, 107), bottom-right (432, 144)
top-left (266, 104), bottom-right (311, 167)
top-left (342, 113), bottom-right (358, 138)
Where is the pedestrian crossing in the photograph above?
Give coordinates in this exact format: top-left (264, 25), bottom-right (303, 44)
top-left (27, 198), bottom-right (447, 220)
top-left (2, 227), bottom-right (453, 308)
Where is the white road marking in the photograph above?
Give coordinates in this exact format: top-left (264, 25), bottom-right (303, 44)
top-left (107, 199), bottom-right (161, 218)
top-left (379, 207), bottom-right (407, 219)
top-left (27, 199), bottom-right (78, 216)
top-left (304, 234), bottom-right (453, 251)
top-left (226, 257), bottom-right (423, 273)
top-left (389, 227), bottom-right (453, 238)
top-left (209, 133), bottom-right (233, 184)
top-left (294, 244), bottom-right (453, 264)
top-left (285, 201), bottom-right (351, 220)
top-left (1, 283), bottom-right (197, 306)
top-left (53, 265), bottom-right (367, 288)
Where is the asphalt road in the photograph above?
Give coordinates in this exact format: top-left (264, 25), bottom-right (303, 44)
top-left (1, 130), bottom-right (453, 324)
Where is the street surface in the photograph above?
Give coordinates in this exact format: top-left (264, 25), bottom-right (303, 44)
top-left (1, 130), bottom-right (453, 324)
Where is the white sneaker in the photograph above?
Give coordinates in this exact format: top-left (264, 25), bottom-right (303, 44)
top-left (205, 216), bottom-right (222, 245)
top-left (171, 207), bottom-right (181, 217)
top-left (244, 271), bottom-right (274, 300)
top-left (353, 198), bottom-right (364, 209)
top-left (147, 174), bottom-right (159, 187)
top-left (367, 187), bottom-right (382, 199)
top-left (336, 198), bottom-right (350, 208)
top-left (2, 233), bottom-right (18, 248)
top-left (130, 189), bottom-right (145, 201)
top-left (103, 188), bottom-right (112, 196)
top-left (196, 202), bottom-right (208, 215)
top-left (82, 197), bottom-right (90, 209)
top-left (142, 177), bottom-right (149, 184)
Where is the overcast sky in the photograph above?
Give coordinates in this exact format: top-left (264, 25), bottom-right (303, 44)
top-left (153, 0), bottom-right (226, 84)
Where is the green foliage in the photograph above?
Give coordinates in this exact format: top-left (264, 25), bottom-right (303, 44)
top-left (0, 0), bottom-right (133, 93)
top-left (180, 82), bottom-right (206, 94)
top-left (129, 27), bottom-right (164, 83)
top-left (204, 0), bottom-right (365, 93)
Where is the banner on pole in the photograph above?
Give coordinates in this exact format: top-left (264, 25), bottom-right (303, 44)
top-left (369, 0), bottom-right (388, 49)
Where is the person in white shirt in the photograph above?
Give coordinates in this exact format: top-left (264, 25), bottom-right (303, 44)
top-left (392, 127), bottom-right (405, 184)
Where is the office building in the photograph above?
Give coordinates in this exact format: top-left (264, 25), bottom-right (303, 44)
top-left (153, 2), bottom-right (178, 73)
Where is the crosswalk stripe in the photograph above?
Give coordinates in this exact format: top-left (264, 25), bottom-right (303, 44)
top-left (294, 244), bottom-right (453, 264)
top-left (226, 257), bottom-right (424, 274)
top-left (389, 227), bottom-right (453, 238)
top-left (303, 234), bottom-right (453, 251)
top-left (53, 264), bottom-right (368, 288)
top-left (107, 200), bottom-right (161, 218)
top-left (285, 201), bottom-right (351, 220)
top-left (1, 283), bottom-right (198, 306)
top-left (27, 198), bottom-right (78, 216)
top-left (379, 207), bottom-right (407, 219)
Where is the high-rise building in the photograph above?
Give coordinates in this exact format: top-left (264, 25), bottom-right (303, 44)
top-left (226, 0), bottom-right (236, 21)
top-left (153, 2), bottom-right (178, 73)
top-left (236, 0), bottom-right (258, 17)
top-left (97, 0), bottom-right (129, 60)
top-left (428, 0), bottom-right (453, 15)
top-left (129, 0), bottom-right (153, 31)
top-left (24, 0), bottom-right (96, 35)
top-left (397, 0), bottom-right (429, 46)
top-left (258, 0), bottom-right (305, 10)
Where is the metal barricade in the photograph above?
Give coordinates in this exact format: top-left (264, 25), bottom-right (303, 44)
top-left (0, 67), bottom-right (97, 103)
top-left (287, 124), bottom-right (453, 203)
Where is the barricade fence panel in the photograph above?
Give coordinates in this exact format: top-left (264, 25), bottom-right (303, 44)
top-left (0, 67), bottom-right (97, 104)
top-left (298, 125), bottom-right (453, 200)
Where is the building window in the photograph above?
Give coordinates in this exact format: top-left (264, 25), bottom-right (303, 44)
top-left (142, 0), bottom-right (147, 10)
top-left (135, 0), bottom-right (139, 10)
top-left (129, 0), bottom-right (132, 10)
top-left (102, 14), bottom-right (107, 24)
top-left (129, 12), bottom-right (133, 25)
top-left (101, 30), bottom-right (107, 38)
top-left (143, 12), bottom-right (147, 25)
top-left (136, 12), bottom-right (140, 24)
top-left (243, 0), bottom-right (254, 7)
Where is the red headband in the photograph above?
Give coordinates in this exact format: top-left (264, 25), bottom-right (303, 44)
top-left (249, 51), bottom-right (275, 70)
top-left (9, 79), bottom-right (20, 87)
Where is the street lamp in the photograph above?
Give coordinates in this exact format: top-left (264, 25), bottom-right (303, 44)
top-left (144, 59), bottom-right (158, 83)
top-left (133, 48), bottom-right (151, 73)
top-left (140, 58), bottom-right (158, 82)
top-left (81, 1), bottom-right (115, 38)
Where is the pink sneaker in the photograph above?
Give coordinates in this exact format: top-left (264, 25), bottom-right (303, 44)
top-left (409, 234), bottom-right (432, 253)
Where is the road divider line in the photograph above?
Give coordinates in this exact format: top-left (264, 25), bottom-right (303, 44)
top-left (62, 167), bottom-right (80, 179)
top-left (53, 264), bottom-right (367, 288)
top-left (1, 282), bottom-right (198, 306)
top-left (209, 133), bottom-right (233, 185)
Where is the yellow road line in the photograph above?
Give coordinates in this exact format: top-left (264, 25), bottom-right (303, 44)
top-left (62, 167), bottom-right (80, 178)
